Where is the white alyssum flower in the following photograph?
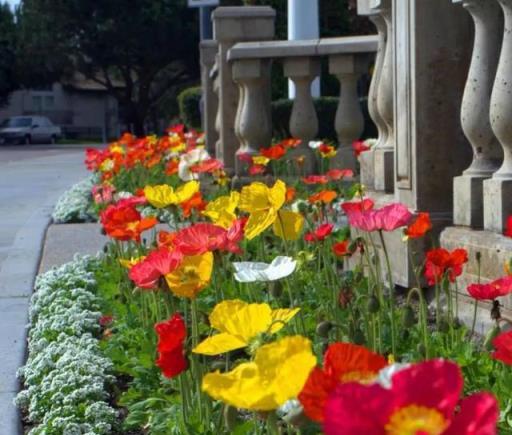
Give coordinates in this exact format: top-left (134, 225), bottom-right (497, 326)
top-left (52, 176), bottom-right (97, 223)
top-left (233, 256), bottom-right (297, 282)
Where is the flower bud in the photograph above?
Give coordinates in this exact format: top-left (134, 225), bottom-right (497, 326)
top-left (269, 281), bottom-right (283, 299)
top-left (316, 321), bottom-right (333, 338)
top-left (491, 300), bottom-right (501, 321)
top-left (403, 305), bottom-right (416, 328)
top-left (352, 327), bottom-right (366, 345)
top-left (367, 295), bottom-right (380, 314)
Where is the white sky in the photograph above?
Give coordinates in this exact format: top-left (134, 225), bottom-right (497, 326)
top-left (6, 0), bottom-right (19, 9)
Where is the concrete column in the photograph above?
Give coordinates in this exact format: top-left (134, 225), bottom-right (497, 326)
top-left (393, 0), bottom-right (472, 212)
top-left (484, 0), bottom-right (512, 232)
top-left (212, 6), bottom-right (275, 174)
top-left (357, 0), bottom-right (389, 189)
top-left (329, 54), bottom-right (367, 171)
top-left (232, 58), bottom-right (272, 176)
top-left (374, 0), bottom-right (394, 193)
top-left (199, 40), bottom-right (219, 156)
top-left (453, 0), bottom-right (503, 228)
top-left (283, 57), bottom-right (321, 175)
top-left (287, 0), bottom-right (320, 98)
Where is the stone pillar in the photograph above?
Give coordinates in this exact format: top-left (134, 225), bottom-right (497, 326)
top-left (200, 40), bottom-right (219, 156)
top-left (232, 58), bottom-right (273, 175)
top-left (357, 0), bottom-right (389, 189)
top-left (483, 0), bottom-right (512, 233)
top-left (329, 54), bottom-right (367, 171)
top-left (374, 0), bottom-right (394, 193)
top-left (453, 0), bottom-right (503, 229)
top-left (212, 7), bottom-right (275, 174)
top-left (283, 57), bottom-right (321, 175)
top-left (393, 0), bottom-right (472, 213)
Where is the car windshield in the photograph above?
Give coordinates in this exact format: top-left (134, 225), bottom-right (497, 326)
top-left (0, 118), bottom-right (32, 128)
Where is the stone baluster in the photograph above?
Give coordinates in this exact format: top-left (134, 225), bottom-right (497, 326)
top-left (453, 0), bottom-right (503, 228)
top-left (200, 40), bottom-right (219, 156)
top-left (282, 57), bottom-right (321, 175)
top-left (374, 0), bottom-right (394, 193)
top-left (357, 1), bottom-right (388, 189)
top-left (484, 0), bottom-right (512, 232)
top-left (210, 59), bottom-right (222, 161)
top-left (212, 7), bottom-right (275, 174)
top-left (328, 54), bottom-right (367, 172)
top-left (232, 58), bottom-right (273, 175)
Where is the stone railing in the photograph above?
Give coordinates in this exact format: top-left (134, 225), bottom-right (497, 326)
top-left (226, 36), bottom-right (378, 175)
top-left (451, 0), bottom-right (512, 235)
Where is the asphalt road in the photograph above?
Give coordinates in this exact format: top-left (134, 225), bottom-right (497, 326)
top-left (0, 143), bottom-right (97, 433)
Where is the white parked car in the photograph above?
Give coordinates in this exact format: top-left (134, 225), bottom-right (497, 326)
top-left (0, 116), bottom-right (62, 144)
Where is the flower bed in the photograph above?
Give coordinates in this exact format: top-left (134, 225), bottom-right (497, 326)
top-left (21, 127), bottom-right (512, 434)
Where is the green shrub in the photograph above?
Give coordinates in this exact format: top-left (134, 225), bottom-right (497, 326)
top-left (178, 86), bottom-right (202, 130)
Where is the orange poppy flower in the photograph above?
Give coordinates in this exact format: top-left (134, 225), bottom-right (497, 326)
top-left (165, 159), bottom-right (179, 176)
top-left (404, 212), bottom-right (432, 239)
top-left (279, 138), bottom-right (301, 149)
top-left (260, 144), bottom-right (287, 160)
top-left (100, 203), bottom-right (157, 242)
top-left (332, 240), bottom-right (351, 257)
top-left (180, 192), bottom-right (207, 218)
top-left (298, 342), bottom-right (387, 423)
top-left (285, 186), bottom-right (296, 203)
top-left (308, 190), bottom-right (337, 204)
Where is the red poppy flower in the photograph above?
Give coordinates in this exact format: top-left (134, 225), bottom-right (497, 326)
top-left (424, 248), bottom-right (468, 286)
top-left (298, 343), bottom-right (387, 423)
top-left (492, 331), bottom-right (512, 365)
top-left (237, 152), bottom-right (253, 164)
top-left (249, 164), bottom-right (266, 175)
top-left (352, 140), bottom-right (370, 158)
top-left (174, 223), bottom-right (229, 256)
top-left (505, 216), bottom-right (512, 237)
top-left (128, 247), bottom-right (183, 289)
top-left (326, 168), bottom-right (354, 181)
top-left (180, 192), bottom-right (207, 218)
top-left (158, 230), bottom-right (177, 248)
top-left (346, 203), bottom-right (413, 233)
top-left (467, 276), bottom-right (512, 301)
top-left (404, 212), bottom-right (432, 239)
top-left (155, 313), bottom-right (188, 378)
top-left (99, 315), bottom-right (114, 327)
top-left (285, 186), bottom-right (296, 203)
top-left (165, 159), bottom-right (179, 176)
top-left (341, 198), bottom-right (374, 214)
top-left (224, 218), bottom-right (246, 254)
top-left (302, 175), bottom-right (329, 185)
top-left (332, 240), bottom-right (351, 257)
top-left (308, 190), bottom-right (337, 205)
top-left (278, 138), bottom-right (301, 149)
top-left (304, 223), bottom-right (334, 243)
top-left (167, 124), bottom-right (186, 136)
top-left (100, 202), bottom-right (157, 242)
top-left (190, 158), bottom-right (223, 174)
top-left (260, 144), bottom-right (287, 160)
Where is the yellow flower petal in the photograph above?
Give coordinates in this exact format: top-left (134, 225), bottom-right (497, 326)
top-left (244, 209), bottom-right (278, 240)
top-left (119, 256), bottom-right (146, 269)
top-left (252, 155), bottom-right (270, 166)
top-left (209, 299), bottom-right (272, 342)
top-left (269, 307), bottom-right (300, 334)
top-left (193, 332), bottom-right (248, 355)
top-left (239, 182), bottom-right (273, 213)
top-left (165, 252), bottom-right (213, 298)
top-left (202, 191), bottom-right (239, 229)
top-left (144, 184), bottom-right (177, 208)
top-left (202, 336), bottom-right (316, 411)
top-left (175, 180), bottom-right (200, 204)
top-left (268, 180), bottom-right (286, 210)
top-left (273, 210), bottom-right (304, 241)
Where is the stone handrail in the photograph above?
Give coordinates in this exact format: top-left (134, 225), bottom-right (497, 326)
top-left (226, 35), bottom-right (378, 175)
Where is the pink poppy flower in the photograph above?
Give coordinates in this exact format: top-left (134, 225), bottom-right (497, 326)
top-left (129, 247), bottom-right (183, 289)
top-left (326, 168), bottom-right (354, 181)
top-left (467, 276), bottom-right (512, 301)
top-left (346, 203), bottom-right (413, 232)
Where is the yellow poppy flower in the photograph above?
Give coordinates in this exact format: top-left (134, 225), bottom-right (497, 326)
top-left (238, 180), bottom-right (286, 240)
top-left (273, 210), bottom-right (304, 241)
top-left (193, 300), bottom-right (300, 356)
top-left (202, 336), bottom-right (316, 411)
top-left (144, 181), bottom-right (200, 208)
top-left (252, 155), bottom-right (270, 166)
top-left (119, 256), bottom-right (146, 269)
top-left (202, 191), bottom-right (240, 229)
top-left (165, 252), bottom-right (213, 298)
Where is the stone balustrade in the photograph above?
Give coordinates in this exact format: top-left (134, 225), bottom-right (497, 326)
top-left (226, 35), bottom-right (378, 175)
top-left (451, 0), bottom-right (512, 234)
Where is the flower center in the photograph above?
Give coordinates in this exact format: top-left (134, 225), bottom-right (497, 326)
top-left (385, 405), bottom-right (448, 435)
top-left (181, 266), bottom-right (199, 283)
top-left (339, 370), bottom-right (376, 384)
top-left (126, 221), bottom-right (139, 232)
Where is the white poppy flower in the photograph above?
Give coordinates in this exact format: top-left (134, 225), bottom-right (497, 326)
top-left (309, 140), bottom-right (323, 149)
top-left (178, 148), bottom-right (210, 181)
top-left (364, 138), bottom-right (378, 148)
top-left (233, 256), bottom-right (297, 283)
top-left (376, 363), bottom-right (410, 389)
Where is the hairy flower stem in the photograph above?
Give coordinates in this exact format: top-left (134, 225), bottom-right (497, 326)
top-left (379, 230), bottom-right (397, 356)
top-left (406, 288), bottom-right (430, 358)
top-left (471, 256), bottom-right (482, 337)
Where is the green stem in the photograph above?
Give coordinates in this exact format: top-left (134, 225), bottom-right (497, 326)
top-left (378, 230), bottom-right (396, 356)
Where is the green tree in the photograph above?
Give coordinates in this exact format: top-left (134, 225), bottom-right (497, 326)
top-left (17, 0), bottom-right (199, 135)
top-left (0, 3), bottom-right (19, 107)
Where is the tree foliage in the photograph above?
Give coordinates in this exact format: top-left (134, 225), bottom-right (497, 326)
top-left (0, 3), bottom-right (20, 107)
top-left (18, 0), bottom-right (199, 134)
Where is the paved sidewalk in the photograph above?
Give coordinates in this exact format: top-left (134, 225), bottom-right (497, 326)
top-left (0, 146), bottom-right (90, 433)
